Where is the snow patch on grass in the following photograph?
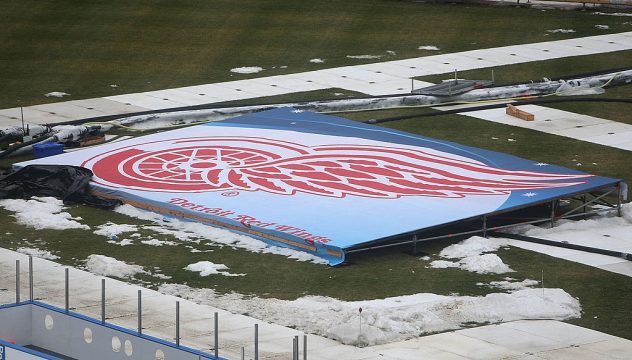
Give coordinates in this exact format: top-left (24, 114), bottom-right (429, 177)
top-left (94, 223), bottom-right (139, 238)
top-left (484, 279), bottom-right (540, 292)
top-left (107, 238), bottom-right (134, 246)
top-left (184, 261), bottom-right (245, 277)
top-left (595, 24), bottom-right (610, 29)
top-left (16, 247), bottom-right (59, 260)
top-left (230, 67), bottom-right (264, 74)
top-left (431, 254), bottom-right (513, 274)
top-left (431, 236), bottom-right (513, 274)
top-left (309, 58), bottom-right (325, 63)
top-left (141, 238), bottom-right (177, 246)
top-left (0, 197), bottom-right (89, 230)
top-left (44, 92), bottom-right (70, 97)
top-left (85, 254), bottom-right (147, 278)
top-left (546, 29), bottom-right (575, 33)
top-left (418, 45), bottom-right (440, 51)
top-left (439, 236), bottom-right (507, 258)
top-left (593, 12), bottom-right (632, 17)
top-left (346, 54), bottom-right (383, 59)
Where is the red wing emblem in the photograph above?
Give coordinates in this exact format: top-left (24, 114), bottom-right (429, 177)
top-left (84, 136), bottom-right (590, 198)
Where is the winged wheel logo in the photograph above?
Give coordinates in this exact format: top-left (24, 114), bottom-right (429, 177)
top-left (84, 136), bottom-right (589, 198)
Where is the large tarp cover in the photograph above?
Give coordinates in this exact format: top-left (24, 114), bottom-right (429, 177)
top-left (17, 108), bottom-right (623, 264)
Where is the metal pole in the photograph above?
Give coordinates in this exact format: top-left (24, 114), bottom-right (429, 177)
top-left (15, 260), bottom-right (20, 304)
top-left (20, 106), bottom-right (25, 133)
top-left (254, 323), bottom-right (259, 360)
top-left (303, 334), bottom-right (307, 360)
top-left (28, 256), bottom-right (33, 301)
top-left (101, 279), bottom-right (106, 324)
top-left (138, 290), bottom-right (142, 335)
top-left (582, 194), bottom-right (587, 219)
top-left (550, 200), bottom-right (556, 228)
top-left (176, 301), bottom-right (180, 346)
top-left (617, 183), bottom-right (623, 217)
top-left (214, 312), bottom-right (219, 358)
top-left (65, 268), bottom-right (69, 312)
top-left (241, 347), bottom-right (245, 360)
top-left (482, 215), bottom-right (488, 238)
top-left (293, 336), bottom-right (299, 360)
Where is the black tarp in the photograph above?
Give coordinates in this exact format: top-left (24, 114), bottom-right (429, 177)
top-left (0, 165), bottom-right (120, 208)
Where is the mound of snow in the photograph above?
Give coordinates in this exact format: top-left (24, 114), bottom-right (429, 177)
top-left (85, 254), bottom-right (146, 278)
top-left (460, 254), bottom-right (513, 274)
top-left (431, 254), bottom-right (513, 274)
top-left (184, 261), bottom-right (245, 277)
top-left (524, 202), bottom-right (632, 237)
top-left (309, 58), bottom-right (325, 63)
top-left (481, 279), bottom-right (540, 292)
top-left (44, 92), bottom-right (70, 97)
top-left (230, 67), bottom-right (264, 74)
top-left (439, 236), bottom-right (507, 259)
top-left (94, 223), bottom-right (139, 238)
top-left (418, 45), bottom-right (440, 51)
top-left (431, 237), bottom-right (512, 274)
top-left (141, 239), bottom-right (177, 246)
top-left (159, 284), bottom-right (580, 347)
top-left (107, 238), bottom-right (134, 246)
top-left (346, 55), bottom-right (383, 59)
top-left (595, 24), bottom-right (610, 29)
top-left (0, 197), bottom-right (89, 230)
top-left (547, 29), bottom-right (575, 33)
top-left (16, 247), bottom-right (59, 260)
top-left (592, 12), bottom-right (632, 17)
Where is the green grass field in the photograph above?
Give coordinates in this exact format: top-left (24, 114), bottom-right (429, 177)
top-left (1, 0), bottom-right (632, 343)
top-left (1, 0), bottom-right (630, 109)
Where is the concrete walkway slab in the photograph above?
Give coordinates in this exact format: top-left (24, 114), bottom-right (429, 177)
top-left (462, 105), bottom-right (632, 152)
top-left (457, 324), bottom-right (564, 354)
top-left (105, 93), bottom-right (191, 110)
top-left (356, 62), bottom-right (426, 79)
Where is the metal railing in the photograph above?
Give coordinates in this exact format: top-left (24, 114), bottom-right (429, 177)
top-left (8, 257), bottom-right (310, 359)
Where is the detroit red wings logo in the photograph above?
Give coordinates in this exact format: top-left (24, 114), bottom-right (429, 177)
top-left (83, 136), bottom-right (590, 198)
